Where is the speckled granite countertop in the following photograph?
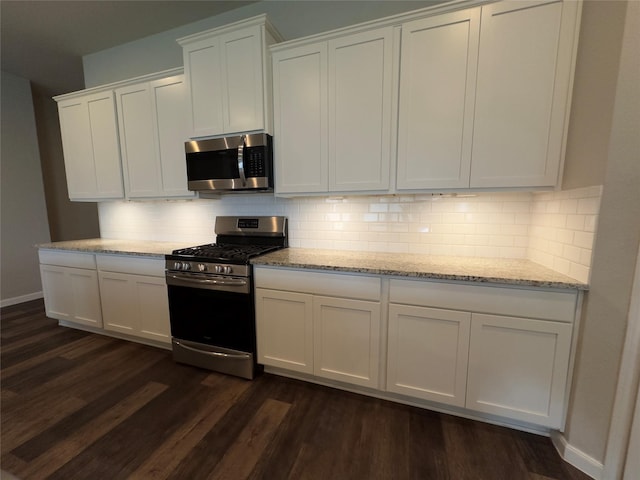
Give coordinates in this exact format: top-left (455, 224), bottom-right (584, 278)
top-left (251, 248), bottom-right (588, 290)
top-left (37, 238), bottom-right (192, 258)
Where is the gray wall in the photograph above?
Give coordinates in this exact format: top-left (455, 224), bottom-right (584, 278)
top-left (563, 0), bottom-right (640, 461)
top-left (82, 0), bottom-right (438, 87)
top-left (0, 71), bottom-right (51, 305)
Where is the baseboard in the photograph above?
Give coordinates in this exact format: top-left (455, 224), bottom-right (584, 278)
top-left (0, 291), bottom-right (43, 308)
top-left (550, 431), bottom-right (604, 480)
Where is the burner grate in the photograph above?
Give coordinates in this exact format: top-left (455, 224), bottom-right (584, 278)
top-left (171, 243), bottom-right (280, 263)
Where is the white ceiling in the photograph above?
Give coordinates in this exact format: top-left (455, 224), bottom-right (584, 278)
top-left (1, 0), bottom-right (259, 95)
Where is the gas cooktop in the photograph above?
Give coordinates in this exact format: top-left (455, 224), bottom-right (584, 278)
top-left (170, 243), bottom-right (282, 264)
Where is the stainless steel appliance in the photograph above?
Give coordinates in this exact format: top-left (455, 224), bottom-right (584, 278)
top-left (165, 216), bottom-right (287, 379)
top-left (185, 133), bottom-right (273, 194)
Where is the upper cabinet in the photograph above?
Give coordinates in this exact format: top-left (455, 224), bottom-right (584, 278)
top-left (115, 74), bottom-right (193, 198)
top-left (470, 0), bottom-right (580, 188)
top-left (178, 15), bottom-right (283, 138)
top-left (273, 0), bottom-right (582, 195)
top-left (398, 0), bottom-right (581, 191)
top-left (396, 8), bottom-right (480, 190)
top-left (272, 26), bottom-right (397, 195)
top-left (56, 91), bottom-right (124, 200)
top-left (55, 68), bottom-right (192, 202)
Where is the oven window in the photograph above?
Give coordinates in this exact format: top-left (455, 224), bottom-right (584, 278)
top-left (167, 285), bottom-right (255, 353)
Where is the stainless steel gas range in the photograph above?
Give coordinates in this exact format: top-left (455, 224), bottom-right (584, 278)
top-left (165, 216), bottom-right (288, 379)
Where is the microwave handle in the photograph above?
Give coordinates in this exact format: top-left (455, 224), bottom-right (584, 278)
top-left (237, 135), bottom-right (246, 187)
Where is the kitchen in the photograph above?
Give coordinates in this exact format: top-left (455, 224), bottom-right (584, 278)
top-left (1, 1), bottom-right (639, 479)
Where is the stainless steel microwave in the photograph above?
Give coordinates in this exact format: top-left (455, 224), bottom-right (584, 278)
top-left (185, 133), bottom-right (273, 193)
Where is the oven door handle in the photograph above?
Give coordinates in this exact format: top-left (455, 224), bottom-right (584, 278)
top-left (167, 274), bottom-right (247, 287)
top-left (173, 340), bottom-right (251, 360)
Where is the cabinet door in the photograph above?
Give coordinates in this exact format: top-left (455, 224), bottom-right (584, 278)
top-left (221, 25), bottom-right (265, 134)
top-left (116, 83), bottom-right (162, 198)
top-left (182, 36), bottom-right (225, 137)
top-left (387, 304), bottom-right (470, 407)
top-left (99, 272), bottom-right (171, 343)
top-left (396, 8), bottom-right (479, 190)
top-left (150, 75), bottom-right (193, 197)
top-left (273, 43), bottom-right (328, 193)
top-left (313, 296), bottom-right (380, 388)
top-left (99, 272), bottom-right (136, 335)
top-left (470, 0), bottom-right (579, 188)
top-left (57, 92), bottom-right (123, 200)
top-left (40, 265), bottom-right (73, 322)
top-left (135, 276), bottom-right (171, 343)
top-left (40, 265), bottom-right (102, 327)
top-left (255, 288), bottom-right (314, 374)
top-left (328, 27), bottom-right (395, 192)
top-left (467, 313), bottom-right (572, 428)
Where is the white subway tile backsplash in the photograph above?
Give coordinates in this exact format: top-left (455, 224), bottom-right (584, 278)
top-left (98, 187), bottom-right (602, 283)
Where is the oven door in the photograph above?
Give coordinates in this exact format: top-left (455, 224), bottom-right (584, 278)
top-left (166, 274), bottom-right (257, 379)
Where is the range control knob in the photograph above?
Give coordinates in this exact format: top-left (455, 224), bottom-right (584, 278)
top-left (182, 262), bottom-right (192, 271)
top-left (173, 261), bottom-right (182, 270)
top-left (214, 265), bottom-right (223, 274)
top-left (223, 266), bottom-right (232, 274)
top-left (197, 263), bottom-right (207, 272)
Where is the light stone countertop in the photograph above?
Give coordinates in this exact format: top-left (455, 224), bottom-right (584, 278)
top-left (36, 240), bottom-right (588, 290)
top-left (251, 248), bottom-right (589, 290)
top-left (37, 238), bottom-right (193, 258)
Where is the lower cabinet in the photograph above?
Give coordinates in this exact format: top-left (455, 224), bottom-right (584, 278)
top-left (466, 313), bottom-right (572, 428)
top-left (39, 250), bottom-right (102, 328)
top-left (255, 289), bottom-right (314, 374)
top-left (387, 304), bottom-right (470, 407)
top-left (255, 267), bottom-right (382, 389)
top-left (39, 249), bottom-right (171, 347)
top-left (255, 266), bottom-right (580, 430)
top-left (313, 296), bottom-right (380, 388)
top-left (97, 255), bottom-right (170, 344)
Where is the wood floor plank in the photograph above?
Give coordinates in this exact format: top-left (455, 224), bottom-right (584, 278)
top-left (15, 381), bottom-right (168, 480)
top-left (130, 375), bottom-right (252, 479)
top-left (0, 334), bottom-right (101, 379)
top-left (209, 398), bottom-right (291, 480)
top-left (1, 393), bottom-right (87, 454)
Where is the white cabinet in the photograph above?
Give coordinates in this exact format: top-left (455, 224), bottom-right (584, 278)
top-left (272, 26), bottom-right (396, 195)
top-left (389, 278), bottom-right (577, 429)
top-left (255, 289), bottom-right (314, 374)
top-left (254, 267), bottom-right (382, 388)
top-left (470, 0), bottom-right (581, 188)
top-left (39, 251), bottom-right (102, 327)
top-left (97, 255), bottom-right (171, 344)
top-left (178, 15), bottom-right (281, 138)
top-left (466, 313), bottom-right (572, 428)
top-left (314, 296), bottom-right (381, 388)
top-left (56, 91), bottom-right (124, 200)
top-left (397, 0), bottom-right (580, 190)
top-left (115, 74), bottom-right (192, 198)
top-left (387, 304), bottom-right (470, 407)
top-left (396, 8), bottom-right (480, 190)
top-left (272, 43), bottom-right (328, 193)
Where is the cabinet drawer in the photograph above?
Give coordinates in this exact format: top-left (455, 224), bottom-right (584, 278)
top-left (39, 250), bottom-right (96, 269)
top-left (96, 254), bottom-right (165, 277)
top-left (255, 267), bottom-right (380, 301)
top-left (390, 279), bottom-right (577, 323)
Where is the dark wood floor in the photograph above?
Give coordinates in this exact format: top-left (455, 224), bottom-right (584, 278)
top-left (1, 299), bottom-right (591, 480)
